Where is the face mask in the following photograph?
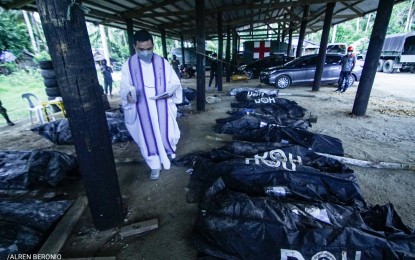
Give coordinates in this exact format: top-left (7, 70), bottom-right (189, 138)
top-left (348, 51), bottom-right (353, 55)
top-left (137, 50), bottom-right (153, 63)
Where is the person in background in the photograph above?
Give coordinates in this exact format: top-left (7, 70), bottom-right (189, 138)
top-left (120, 29), bottom-right (182, 180)
top-left (0, 100), bottom-right (15, 126)
top-left (208, 53), bottom-right (218, 91)
top-left (171, 54), bottom-right (181, 79)
top-left (335, 46), bottom-right (356, 93)
top-left (101, 59), bottom-right (113, 96)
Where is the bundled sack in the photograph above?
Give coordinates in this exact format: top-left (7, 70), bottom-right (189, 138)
top-left (234, 90), bottom-right (279, 102)
top-left (0, 200), bottom-right (72, 259)
top-left (176, 142), bottom-right (351, 174)
top-left (231, 97), bottom-right (307, 120)
top-left (228, 87), bottom-right (279, 96)
top-left (31, 112), bottom-right (132, 145)
top-left (185, 145), bottom-right (360, 205)
top-left (193, 179), bottom-right (415, 260)
top-left (233, 125), bottom-right (344, 156)
top-left (214, 114), bottom-right (310, 134)
top-left (0, 150), bottom-right (78, 189)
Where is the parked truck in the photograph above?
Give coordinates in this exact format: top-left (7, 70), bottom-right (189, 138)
top-left (377, 31), bottom-right (415, 73)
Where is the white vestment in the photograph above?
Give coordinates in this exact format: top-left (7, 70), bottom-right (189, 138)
top-left (120, 57), bottom-right (182, 170)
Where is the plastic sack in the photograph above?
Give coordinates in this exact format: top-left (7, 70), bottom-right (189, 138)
top-left (0, 150), bottom-right (78, 189)
top-left (192, 178), bottom-right (415, 260)
top-left (31, 112), bottom-right (132, 145)
top-left (0, 200), bottom-right (72, 259)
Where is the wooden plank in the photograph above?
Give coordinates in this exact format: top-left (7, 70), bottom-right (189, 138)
top-left (119, 219), bottom-right (159, 238)
top-left (317, 153), bottom-right (415, 171)
top-left (38, 196), bottom-right (88, 254)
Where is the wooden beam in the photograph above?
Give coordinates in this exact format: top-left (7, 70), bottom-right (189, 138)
top-left (38, 196), bottom-right (88, 254)
top-left (3, 0), bottom-right (34, 9)
top-left (119, 219), bottom-right (159, 238)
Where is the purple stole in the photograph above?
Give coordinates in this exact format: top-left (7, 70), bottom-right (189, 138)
top-left (128, 53), bottom-right (174, 156)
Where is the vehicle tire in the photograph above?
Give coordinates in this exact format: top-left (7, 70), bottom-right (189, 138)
top-left (275, 75), bottom-right (291, 89)
top-left (40, 69), bottom-right (56, 79)
top-left (383, 59), bottom-right (394, 73)
top-left (377, 59), bottom-right (385, 72)
top-left (44, 78), bottom-right (58, 88)
top-left (183, 72), bottom-right (190, 79)
top-left (347, 74), bottom-right (355, 87)
top-left (45, 87), bottom-right (61, 97)
top-left (245, 70), bottom-right (253, 79)
top-left (38, 60), bottom-right (54, 70)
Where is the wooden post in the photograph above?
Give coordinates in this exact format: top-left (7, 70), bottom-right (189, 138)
top-left (312, 2), bottom-right (335, 92)
top-left (232, 27), bottom-right (238, 67)
top-left (180, 34), bottom-right (185, 66)
top-left (196, 0), bottom-right (206, 111)
top-left (126, 18), bottom-right (135, 56)
top-left (36, 0), bottom-right (124, 230)
top-left (287, 22), bottom-right (294, 56)
top-left (160, 27), bottom-right (168, 59)
top-left (225, 25), bottom-right (231, 82)
top-left (352, 0), bottom-right (395, 116)
top-left (217, 12), bottom-right (223, 91)
top-left (296, 5), bottom-right (309, 58)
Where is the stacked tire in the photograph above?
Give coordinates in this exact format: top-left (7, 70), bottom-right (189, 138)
top-left (39, 60), bottom-right (61, 112)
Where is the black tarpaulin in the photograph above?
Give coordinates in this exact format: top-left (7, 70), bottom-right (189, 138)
top-left (32, 119), bottom-right (72, 145)
top-left (192, 178), bottom-right (415, 260)
top-left (231, 125), bottom-right (344, 156)
top-left (31, 112), bottom-right (132, 145)
top-left (214, 114), bottom-right (310, 134)
top-left (0, 200), bottom-right (72, 258)
top-left (382, 32), bottom-right (415, 53)
top-left (0, 150), bottom-right (78, 189)
top-left (184, 145), bottom-right (359, 204)
top-left (228, 87), bottom-right (280, 96)
top-left (234, 90), bottom-right (278, 102)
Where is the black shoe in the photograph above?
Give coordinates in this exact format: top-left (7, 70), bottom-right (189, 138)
top-left (7, 121), bottom-right (14, 126)
top-left (341, 89), bottom-right (346, 93)
top-left (334, 89), bottom-right (341, 92)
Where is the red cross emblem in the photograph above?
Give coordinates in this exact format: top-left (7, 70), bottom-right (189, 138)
top-left (254, 41), bottom-right (271, 59)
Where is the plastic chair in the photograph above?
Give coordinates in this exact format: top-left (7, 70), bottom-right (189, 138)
top-left (21, 93), bottom-right (54, 124)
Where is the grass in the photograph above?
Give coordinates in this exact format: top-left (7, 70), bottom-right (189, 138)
top-left (0, 68), bottom-right (121, 126)
top-left (0, 70), bottom-right (47, 126)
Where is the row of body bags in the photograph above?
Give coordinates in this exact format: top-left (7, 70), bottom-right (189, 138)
top-left (175, 89), bottom-right (415, 259)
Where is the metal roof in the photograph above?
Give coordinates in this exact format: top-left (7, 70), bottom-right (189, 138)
top-left (0, 0), bottom-right (406, 41)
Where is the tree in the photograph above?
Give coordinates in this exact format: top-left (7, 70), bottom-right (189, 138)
top-left (0, 8), bottom-right (30, 55)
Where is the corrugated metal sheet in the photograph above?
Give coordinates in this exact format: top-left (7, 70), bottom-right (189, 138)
top-left (0, 0), bottom-right (406, 40)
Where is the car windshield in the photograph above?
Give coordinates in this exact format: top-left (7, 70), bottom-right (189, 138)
top-left (283, 55), bottom-right (341, 68)
top-left (284, 56), bottom-right (312, 68)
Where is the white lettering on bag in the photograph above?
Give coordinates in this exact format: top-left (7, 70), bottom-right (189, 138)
top-left (254, 97), bottom-right (276, 104)
top-left (245, 149), bottom-right (302, 171)
top-left (280, 249), bottom-right (362, 260)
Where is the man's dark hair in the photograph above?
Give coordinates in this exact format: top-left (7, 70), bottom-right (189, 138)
top-left (134, 30), bottom-right (153, 44)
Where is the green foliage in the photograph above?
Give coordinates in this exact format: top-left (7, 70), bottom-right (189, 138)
top-left (33, 50), bottom-right (51, 62)
top-left (0, 62), bottom-right (18, 75)
top-left (0, 8), bottom-right (30, 55)
top-left (306, 0), bottom-right (414, 53)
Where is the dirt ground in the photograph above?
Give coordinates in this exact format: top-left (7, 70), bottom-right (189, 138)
top-left (0, 72), bottom-right (414, 259)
